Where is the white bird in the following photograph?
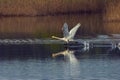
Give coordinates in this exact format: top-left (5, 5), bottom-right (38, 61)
top-left (52, 23), bottom-right (81, 43)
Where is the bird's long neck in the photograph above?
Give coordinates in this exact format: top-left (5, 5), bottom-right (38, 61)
top-left (52, 36), bottom-right (63, 40)
top-left (52, 36), bottom-right (69, 43)
top-left (52, 52), bottom-right (64, 58)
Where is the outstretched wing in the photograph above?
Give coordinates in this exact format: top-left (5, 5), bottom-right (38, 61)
top-left (62, 23), bottom-right (69, 38)
top-left (69, 23), bottom-right (81, 39)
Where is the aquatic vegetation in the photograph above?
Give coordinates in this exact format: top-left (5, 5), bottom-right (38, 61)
top-left (0, 0), bottom-right (103, 16)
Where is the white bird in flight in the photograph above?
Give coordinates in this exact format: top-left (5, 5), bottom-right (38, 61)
top-left (52, 23), bottom-right (81, 43)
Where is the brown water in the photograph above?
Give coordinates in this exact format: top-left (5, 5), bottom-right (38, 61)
top-left (0, 14), bottom-right (120, 38)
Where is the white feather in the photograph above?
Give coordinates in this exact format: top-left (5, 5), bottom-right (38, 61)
top-left (52, 23), bottom-right (81, 43)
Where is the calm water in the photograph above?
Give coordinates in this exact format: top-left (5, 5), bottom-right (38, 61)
top-left (0, 13), bottom-right (120, 80)
top-left (0, 44), bottom-right (120, 80)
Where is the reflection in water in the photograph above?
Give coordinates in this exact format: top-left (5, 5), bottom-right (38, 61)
top-left (106, 42), bottom-right (120, 53)
top-left (118, 43), bottom-right (120, 50)
top-left (52, 49), bottom-right (78, 63)
top-left (52, 49), bottom-right (80, 79)
top-left (51, 44), bottom-right (120, 79)
top-left (83, 42), bottom-right (90, 51)
top-left (0, 43), bottom-right (120, 79)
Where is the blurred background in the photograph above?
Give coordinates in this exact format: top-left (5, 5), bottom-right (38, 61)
top-left (0, 0), bottom-right (120, 38)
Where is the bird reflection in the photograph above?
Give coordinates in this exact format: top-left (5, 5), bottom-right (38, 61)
top-left (52, 49), bottom-right (80, 78)
top-left (52, 49), bottom-right (78, 62)
top-left (83, 46), bottom-right (89, 52)
top-left (118, 43), bottom-right (120, 50)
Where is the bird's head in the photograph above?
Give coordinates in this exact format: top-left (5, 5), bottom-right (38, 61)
top-left (52, 36), bottom-right (55, 38)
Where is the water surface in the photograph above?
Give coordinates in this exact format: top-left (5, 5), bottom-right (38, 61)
top-left (0, 13), bottom-right (120, 80)
top-left (0, 43), bottom-right (120, 80)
